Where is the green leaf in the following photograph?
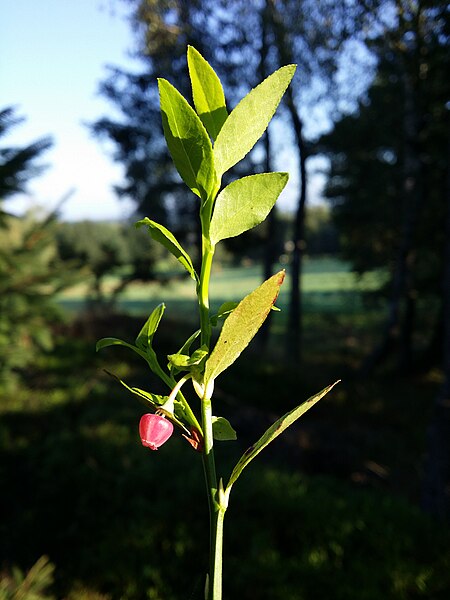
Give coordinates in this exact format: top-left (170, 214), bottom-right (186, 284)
top-left (226, 381), bottom-right (340, 493)
top-left (105, 371), bottom-right (190, 434)
top-left (96, 337), bottom-right (147, 360)
top-left (167, 346), bottom-right (209, 370)
top-left (209, 173), bottom-right (289, 245)
top-left (212, 416), bottom-right (237, 441)
top-left (214, 64), bottom-right (296, 175)
top-left (158, 77), bottom-right (218, 200)
top-left (204, 271), bottom-right (285, 384)
top-left (135, 303), bottom-right (165, 351)
top-left (136, 218), bottom-right (197, 281)
top-left (105, 369), bottom-right (160, 405)
top-left (187, 45), bottom-right (228, 140)
top-left (210, 301), bottom-right (239, 326)
top-left (124, 385), bottom-right (167, 407)
top-left (176, 329), bottom-right (201, 356)
top-left (97, 334), bottom-right (173, 394)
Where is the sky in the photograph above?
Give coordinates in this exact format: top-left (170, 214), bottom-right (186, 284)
top-left (1, 0), bottom-right (326, 222)
top-left (1, 0), bottom-right (137, 221)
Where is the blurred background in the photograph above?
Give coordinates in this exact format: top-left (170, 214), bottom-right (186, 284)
top-left (1, 1), bottom-right (449, 598)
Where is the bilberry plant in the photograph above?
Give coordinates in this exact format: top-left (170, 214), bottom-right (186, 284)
top-left (97, 46), bottom-right (338, 600)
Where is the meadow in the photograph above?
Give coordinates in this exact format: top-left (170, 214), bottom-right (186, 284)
top-left (1, 258), bottom-right (449, 599)
top-left (58, 258), bottom-right (385, 317)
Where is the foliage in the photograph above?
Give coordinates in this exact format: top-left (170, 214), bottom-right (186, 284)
top-left (0, 108), bottom-right (72, 391)
top-left (90, 1), bottom-right (345, 235)
top-left (91, 3), bottom-right (232, 240)
top-left (318, 3), bottom-right (448, 370)
top-left (320, 51), bottom-right (446, 283)
top-left (0, 556), bottom-right (55, 600)
top-left (55, 220), bottom-right (164, 311)
top-left (304, 205), bottom-right (339, 256)
top-left (0, 212), bottom-right (74, 391)
top-left (92, 0), bottom-right (376, 359)
top-left (1, 329), bottom-right (449, 599)
top-left (0, 107), bottom-right (52, 215)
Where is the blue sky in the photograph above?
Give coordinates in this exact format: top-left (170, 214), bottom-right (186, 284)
top-left (1, 0), bottom-right (328, 221)
top-left (1, 0), bottom-right (137, 220)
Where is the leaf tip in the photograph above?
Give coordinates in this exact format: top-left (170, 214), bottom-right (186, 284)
top-left (276, 269), bottom-right (286, 284)
top-left (187, 44), bottom-right (196, 57)
top-left (157, 77), bottom-right (173, 95)
top-left (135, 217), bottom-right (149, 229)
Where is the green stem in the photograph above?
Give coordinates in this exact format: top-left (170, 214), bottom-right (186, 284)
top-left (198, 236), bottom-right (215, 348)
top-left (201, 392), bottom-right (218, 509)
top-left (202, 394), bottom-right (225, 600)
top-left (198, 196), bottom-right (224, 599)
top-left (209, 506), bottom-right (226, 600)
top-left (198, 198), bottom-right (215, 349)
top-left (147, 350), bottom-right (202, 433)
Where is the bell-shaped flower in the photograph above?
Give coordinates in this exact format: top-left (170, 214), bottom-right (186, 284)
top-left (139, 413), bottom-right (174, 450)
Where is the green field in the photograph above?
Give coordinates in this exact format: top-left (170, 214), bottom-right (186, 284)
top-left (58, 257), bottom-right (386, 318)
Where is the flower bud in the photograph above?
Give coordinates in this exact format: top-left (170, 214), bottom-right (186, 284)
top-left (139, 413), bottom-right (174, 450)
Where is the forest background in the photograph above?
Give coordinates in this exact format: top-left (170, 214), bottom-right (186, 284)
top-left (1, 1), bottom-right (449, 599)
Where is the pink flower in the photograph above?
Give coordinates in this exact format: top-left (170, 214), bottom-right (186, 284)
top-left (139, 413), bottom-right (174, 450)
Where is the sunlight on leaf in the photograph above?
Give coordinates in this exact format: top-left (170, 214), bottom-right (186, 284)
top-left (158, 78), bottom-right (218, 200)
top-left (204, 271), bottom-right (285, 384)
top-left (212, 416), bottom-right (237, 441)
top-left (135, 303), bottom-right (166, 351)
top-left (214, 64), bottom-right (296, 175)
top-left (187, 45), bottom-right (228, 140)
top-left (210, 172), bottom-right (288, 244)
top-left (136, 218), bottom-right (197, 281)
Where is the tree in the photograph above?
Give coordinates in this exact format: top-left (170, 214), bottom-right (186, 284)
top-left (422, 141), bottom-right (450, 519)
top-left (0, 107), bottom-right (52, 221)
top-left (56, 220), bottom-right (163, 313)
top-left (319, 1), bottom-right (448, 373)
top-left (0, 108), bottom-right (73, 390)
top-left (0, 211), bottom-right (74, 390)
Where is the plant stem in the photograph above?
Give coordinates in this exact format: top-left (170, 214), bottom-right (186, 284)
top-left (201, 394), bottom-right (225, 600)
top-left (198, 198), bottom-right (215, 349)
top-left (147, 351), bottom-right (202, 433)
top-left (198, 197), bottom-right (224, 599)
top-left (210, 506), bottom-right (226, 600)
top-left (198, 236), bottom-right (215, 348)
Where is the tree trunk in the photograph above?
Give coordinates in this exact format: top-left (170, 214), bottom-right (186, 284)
top-left (398, 287), bottom-right (416, 373)
top-left (259, 3), bottom-right (277, 349)
top-left (360, 64), bottom-right (423, 375)
top-left (259, 126), bottom-right (277, 349)
top-left (421, 141), bottom-right (450, 519)
top-left (268, 0), bottom-right (308, 363)
top-left (286, 91), bottom-right (307, 363)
